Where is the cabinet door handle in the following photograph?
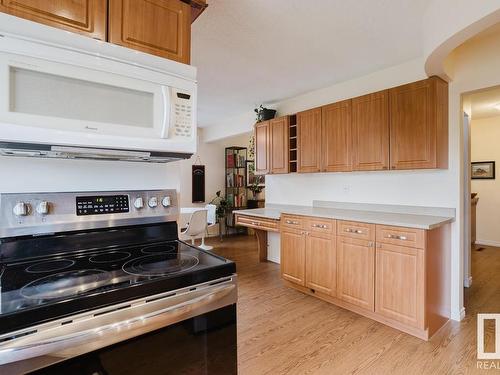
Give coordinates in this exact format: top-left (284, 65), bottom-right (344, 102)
top-left (312, 224), bottom-right (327, 229)
top-left (387, 234), bottom-right (408, 240)
top-left (368, 241), bottom-right (374, 247)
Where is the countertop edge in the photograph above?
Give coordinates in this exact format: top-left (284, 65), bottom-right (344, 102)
top-left (235, 208), bottom-right (455, 230)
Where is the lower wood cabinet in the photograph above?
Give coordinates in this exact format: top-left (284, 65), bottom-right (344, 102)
top-left (305, 231), bottom-right (336, 296)
top-left (336, 236), bottom-right (374, 311)
top-left (279, 216), bottom-right (450, 341)
top-left (280, 228), bottom-right (306, 286)
top-left (375, 243), bottom-right (424, 328)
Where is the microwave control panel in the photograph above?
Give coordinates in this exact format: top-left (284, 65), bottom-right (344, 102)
top-left (171, 89), bottom-right (193, 138)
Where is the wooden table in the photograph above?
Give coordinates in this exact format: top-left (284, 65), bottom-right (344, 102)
top-left (234, 213), bottom-right (280, 262)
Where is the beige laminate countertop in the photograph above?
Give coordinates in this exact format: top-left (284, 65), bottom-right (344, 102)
top-left (236, 204), bottom-right (454, 230)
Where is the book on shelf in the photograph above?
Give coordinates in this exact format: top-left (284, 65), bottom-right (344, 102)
top-left (226, 172), bottom-right (234, 187)
top-left (226, 153), bottom-right (235, 168)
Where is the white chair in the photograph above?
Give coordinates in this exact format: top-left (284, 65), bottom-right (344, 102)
top-left (181, 209), bottom-right (212, 251)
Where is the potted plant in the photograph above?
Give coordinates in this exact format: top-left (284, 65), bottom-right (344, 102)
top-left (249, 175), bottom-right (264, 199)
top-left (254, 105), bottom-right (276, 122)
top-left (210, 191), bottom-right (230, 241)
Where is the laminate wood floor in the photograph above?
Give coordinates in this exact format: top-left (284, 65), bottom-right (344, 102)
top-left (206, 236), bottom-right (500, 375)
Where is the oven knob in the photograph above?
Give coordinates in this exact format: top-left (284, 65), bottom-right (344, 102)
top-left (161, 196), bottom-right (171, 207)
top-left (148, 197), bottom-right (158, 208)
top-left (36, 201), bottom-right (50, 215)
top-left (134, 197), bottom-right (144, 209)
top-left (13, 202), bottom-right (30, 216)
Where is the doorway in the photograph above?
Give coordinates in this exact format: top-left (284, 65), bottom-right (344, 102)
top-left (462, 86), bottom-right (500, 309)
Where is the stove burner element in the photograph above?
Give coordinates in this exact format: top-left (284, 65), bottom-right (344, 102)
top-left (21, 269), bottom-right (110, 300)
top-left (89, 251), bottom-right (131, 264)
top-left (25, 259), bottom-right (75, 274)
top-left (141, 244), bottom-right (177, 254)
top-left (123, 253), bottom-right (199, 277)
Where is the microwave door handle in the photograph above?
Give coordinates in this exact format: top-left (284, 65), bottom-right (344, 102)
top-left (0, 282), bottom-right (236, 367)
top-left (160, 86), bottom-right (170, 139)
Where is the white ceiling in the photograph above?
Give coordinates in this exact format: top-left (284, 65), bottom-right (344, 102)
top-left (470, 86), bottom-right (500, 120)
top-left (191, 0), bottom-right (431, 127)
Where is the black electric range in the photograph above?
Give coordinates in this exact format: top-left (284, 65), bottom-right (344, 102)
top-left (0, 190), bottom-right (237, 375)
top-left (0, 224), bottom-right (235, 335)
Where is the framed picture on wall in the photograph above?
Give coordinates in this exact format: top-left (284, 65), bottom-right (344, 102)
top-left (471, 161), bottom-right (495, 179)
top-left (246, 161), bottom-right (265, 187)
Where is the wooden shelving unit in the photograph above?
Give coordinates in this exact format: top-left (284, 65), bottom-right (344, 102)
top-left (289, 114), bottom-right (297, 173)
top-left (225, 146), bottom-right (248, 229)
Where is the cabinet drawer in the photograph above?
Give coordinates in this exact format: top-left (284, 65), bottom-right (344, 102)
top-left (337, 221), bottom-right (375, 240)
top-left (235, 215), bottom-right (279, 232)
top-left (282, 214), bottom-right (307, 230)
top-left (307, 217), bottom-right (335, 235)
top-left (376, 225), bottom-right (425, 249)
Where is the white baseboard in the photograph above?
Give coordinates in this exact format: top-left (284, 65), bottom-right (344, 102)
top-left (475, 239), bottom-right (500, 247)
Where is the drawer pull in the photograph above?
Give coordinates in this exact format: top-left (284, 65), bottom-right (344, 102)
top-left (387, 234), bottom-right (408, 240)
top-left (251, 222), bottom-right (260, 226)
top-left (312, 224), bottom-right (328, 229)
top-left (345, 228), bottom-right (363, 234)
top-left (285, 220), bottom-right (299, 225)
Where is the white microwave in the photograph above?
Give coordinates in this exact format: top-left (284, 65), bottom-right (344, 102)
top-left (0, 13), bottom-right (197, 156)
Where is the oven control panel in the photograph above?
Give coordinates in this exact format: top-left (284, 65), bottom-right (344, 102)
top-left (0, 189), bottom-right (178, 238)
top-left (76, 195), bottom-right (129, 216)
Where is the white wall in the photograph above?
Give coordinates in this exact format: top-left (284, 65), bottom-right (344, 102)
top-left (177, 129), bottom-right (252, 236)
top-left (0, 129), bottom-right (251, 239)
top-left (471, 116), bottom-right (500, 246)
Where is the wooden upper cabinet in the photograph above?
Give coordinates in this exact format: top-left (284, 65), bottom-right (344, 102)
top-left (0, 0), bottom-right (107, 40)
top-left (254, 121), bottom-right (270, 175)
top-left (389, 77), bottom-right (448, 170)
top-left (109, 0), bottom-right (191, 64)
top-left (337, 236), bottom-right (375, 311)
top-left (321, 100), bottom-right (352, 172)
top-left (375, 243), bottom-right (425, 328)
top-left (281, 229), bottom-right (306, 286)
top-left (269, 116), bottom-right (290, 174)
top-left (297, 108), bottom-right (322, 173)
top-left (352, 91), bottom-right (389, 171)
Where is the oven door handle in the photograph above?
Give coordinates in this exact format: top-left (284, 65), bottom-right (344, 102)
top-left (0, 281), bottom-right (236, 368)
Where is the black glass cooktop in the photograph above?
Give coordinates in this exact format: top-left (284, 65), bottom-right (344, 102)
top-left (0, 230), bottom-right (235, 335)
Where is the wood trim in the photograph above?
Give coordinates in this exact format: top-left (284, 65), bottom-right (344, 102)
top-left (0, 0), bottom-right (107, 40)
top-left (352, 90), bottom-right (390, 171)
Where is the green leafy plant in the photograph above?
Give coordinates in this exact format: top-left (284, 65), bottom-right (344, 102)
top-left (210, 191), bottom-right (230, 220)
top-left (249, 176), bottom-right (264, 198)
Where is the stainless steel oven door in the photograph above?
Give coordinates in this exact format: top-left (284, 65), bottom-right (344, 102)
top-left (0, 276), bottom-right (237, 375)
